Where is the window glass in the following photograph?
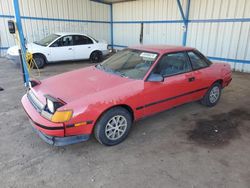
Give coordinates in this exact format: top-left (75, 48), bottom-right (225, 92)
top-left (188, 51), bottom-right (208, 69)
top-left (74, 35), bottom-right (93, 45)
top-left (34, 34), bottom-right (60, 46)
top-left (153, 52), bottom-right (191, 77)
top-left (62, 36), bottom-right (73, 46)
top-left (50, 35), bottom-right (73, 47)
top-left (96, 49), bottom-right (158, 80)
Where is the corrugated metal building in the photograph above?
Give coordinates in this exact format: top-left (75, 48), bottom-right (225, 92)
top-left (0, 0), bottom-right (111, 56)
top-left (1, 0), bottom-right (250, 72)
top-left (112, 0), bottom-right (250, 72)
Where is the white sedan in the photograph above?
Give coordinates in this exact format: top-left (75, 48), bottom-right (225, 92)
top-left (7, 32), bottom-right (109, 68)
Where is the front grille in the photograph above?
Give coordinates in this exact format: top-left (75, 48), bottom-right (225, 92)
top-left (27, 90), bottom-right (45, 112)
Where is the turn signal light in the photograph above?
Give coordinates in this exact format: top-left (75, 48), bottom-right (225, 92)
top-left (75, 122), bottom-right (88, 127)
top-left (51, 110), bottom-right (73, 123)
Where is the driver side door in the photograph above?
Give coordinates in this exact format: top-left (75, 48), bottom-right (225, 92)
top-left (49, 35), bottom-right (75, 62)
top-left (139, 52), bottom-right (197, 117)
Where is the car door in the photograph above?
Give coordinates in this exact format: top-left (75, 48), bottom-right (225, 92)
top-left (187, 50), bottom-right (211, 101)
top-left (49, 35), bottom-right (75, 61)
top-left (73, 35), bottom-right (94, 60)
top-left (139, 52), bottom-right (199, 117)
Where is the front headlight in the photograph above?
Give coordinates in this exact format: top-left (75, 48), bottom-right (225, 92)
top-left (43, 95), bottom-right (73, 122)
top-left (45, 95), bottom-right (65, 114)
top-left (47, 98), bottom-right (55, 113)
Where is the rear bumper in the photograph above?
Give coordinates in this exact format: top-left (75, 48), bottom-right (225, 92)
top-left (102, 50), bottom-right (110, 56)
top-left (31, 124), bottom-right (90, 146)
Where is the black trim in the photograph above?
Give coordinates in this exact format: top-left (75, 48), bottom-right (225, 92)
top-left (136, 87), bottom-right (209, 110)
top-left (32, 120), bottom-right (64, 130)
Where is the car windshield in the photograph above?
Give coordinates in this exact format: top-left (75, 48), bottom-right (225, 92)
top-left (96, 49), bottom-right (158, 80)
top-left (34, 34), bottom-right (60, 46)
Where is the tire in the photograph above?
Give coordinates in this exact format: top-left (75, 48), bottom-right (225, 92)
top-left (201, 82), bottom-right (222, 107)
top-left (94, 107), bottom-right (132, 146)
top-left (90, 51), bottom-right (102, 63)
top-left (33, 54), bottom-right (45, 69)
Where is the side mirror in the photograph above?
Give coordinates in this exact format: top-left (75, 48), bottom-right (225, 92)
top-left (147, 73), bottom-right (164, 82)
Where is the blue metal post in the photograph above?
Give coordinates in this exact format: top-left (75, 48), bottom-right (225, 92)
top-left (13, 0), bottom-right (29, 86)
top-left (177, 0), bottom-right (191, 46)
top-left (176, 0), bottom-right (186, 21)
top-left (182, 0), bottom-right (191, 46)
top-left (110, 4), bottom-right (114, 49)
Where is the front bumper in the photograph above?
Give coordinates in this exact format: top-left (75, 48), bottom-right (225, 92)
top-left (22, 94), bottom-right (90, 146)
top-left (6, 54), bottom-right (21, 68)
top-left (31, 124), bottom-right (90, 146)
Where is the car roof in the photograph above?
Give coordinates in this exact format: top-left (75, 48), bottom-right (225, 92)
top-left (54, 32), bottom-right (88, 36)
top-left (129, 45), bottom-right (195, 54)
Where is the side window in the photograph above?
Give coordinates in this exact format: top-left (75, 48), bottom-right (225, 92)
top-left (62, 35), bottom-right (73, 46)
top-left (74, 35), bottom-right (93, 45)
top-left (188, 51), bottom-right (209, 70)
top-left (50, 36), bottom-right (73, 47)
top-left (153, 52), bottom-right (191, 77)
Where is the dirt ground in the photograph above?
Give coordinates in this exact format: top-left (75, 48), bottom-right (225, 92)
top-left (0, 58), bottom-right (250, 188)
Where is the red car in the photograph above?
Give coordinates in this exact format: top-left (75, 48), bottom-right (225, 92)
top-left (22, 45), bottom-right (232, 146)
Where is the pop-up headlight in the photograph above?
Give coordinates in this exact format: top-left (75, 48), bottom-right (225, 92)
top-left (44, 95), bottom-right (65, 114)
top-left (47, 98), bottom-right (55, 113)
top-left (41, 95), bottom-right (73, 123)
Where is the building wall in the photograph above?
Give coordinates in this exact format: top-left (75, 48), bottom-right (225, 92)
top-left (1, 0), bottom-right (250, 72)
top-left (112, 0), bottom-right (250, 72)
top-left (0, 0), bottom-right (111, 56)
top-left (113, 0), bottom-right (187, 47)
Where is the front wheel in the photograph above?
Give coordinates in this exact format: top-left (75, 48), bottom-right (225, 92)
top-left (201, 82), bottom-right (222, 107)
top-left (33, 55), bottom-right (46, 69)
top-left (94, 107), bottom-right (132, 146)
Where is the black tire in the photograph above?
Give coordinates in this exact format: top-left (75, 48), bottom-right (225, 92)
top-left (90, 51), bottom-right (102, 63)
top-left (94, 107), bottom-right (132, 146)
top-left (201, 82), bottom-right (222, 107)
top-left (33, 54), bottom-right (45, 69)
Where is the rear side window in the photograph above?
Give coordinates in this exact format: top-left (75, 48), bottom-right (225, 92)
top-left (188, 51), bottom-right (209, 70)
top-left (74, 35), bottom-right (93, 45)
top-left (153, 52), bottom-right (192, 77)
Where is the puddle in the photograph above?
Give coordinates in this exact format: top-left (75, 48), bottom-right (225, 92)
top-left (188, 108), bottom-right (250, 148)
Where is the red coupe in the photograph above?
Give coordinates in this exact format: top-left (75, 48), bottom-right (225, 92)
top-left (22, 45), bottom-right (232, 146)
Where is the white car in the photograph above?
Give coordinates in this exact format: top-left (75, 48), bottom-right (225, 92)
top-left (7, 32), bottom-right (109, 68)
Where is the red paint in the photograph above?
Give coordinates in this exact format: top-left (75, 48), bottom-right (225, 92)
top-left (21, 45), bottom-right (232, 138)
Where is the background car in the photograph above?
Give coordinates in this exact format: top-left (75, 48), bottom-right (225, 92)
top-left (21, 45), bottom-right (232, 146)
top-left (7, 32), bottom-right (109, 68)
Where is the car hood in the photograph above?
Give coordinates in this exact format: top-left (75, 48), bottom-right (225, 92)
top-left (7, 43), bottom-right (43, 56)
top-left (32, 66), bottom-right (139, 104)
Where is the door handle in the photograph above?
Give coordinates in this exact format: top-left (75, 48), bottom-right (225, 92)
top-left (88, 46), bottom-right (91, 49)
top-left (68, 48), bottom-right (72, 50)
top-left (188, 77), bottom-right (195, 82)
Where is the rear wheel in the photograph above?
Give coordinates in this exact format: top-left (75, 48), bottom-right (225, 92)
top-left (90, 51), bottom-right (102, 63)
top-left (33, 54), bottom-right (46, 69)
top-left (94, 107), bottom-right (132, 146)
top-left (201, 82), bottom-right (221, 107)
